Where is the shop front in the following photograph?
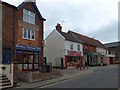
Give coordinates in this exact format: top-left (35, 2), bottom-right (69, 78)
top-left (87, 52), bottom-right (101, 66)
top-left (65, 50), bottom-right (83, 69)
top-left (15, 44), bottom-right (41, 71)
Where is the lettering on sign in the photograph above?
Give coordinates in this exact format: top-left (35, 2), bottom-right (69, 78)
top-left (67, 50), bottom-right (82, 56)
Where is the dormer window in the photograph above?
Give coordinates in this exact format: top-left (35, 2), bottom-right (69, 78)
top-left (23, 9), bottom-right (35, 24)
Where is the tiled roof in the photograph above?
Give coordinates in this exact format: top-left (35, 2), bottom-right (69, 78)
top-left (57, 30), bottom-right (82, 43)
top-left (68, 31), bottom-right (106, 48)
top-left (104, 41), bottom-right (119, 48)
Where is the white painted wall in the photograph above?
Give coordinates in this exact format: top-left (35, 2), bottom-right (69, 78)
top-left (44, 30), bottom-right (65, 67)
top-left (96, 47), bottom-right (107, 55)
top-left (65, 40), bottom-right (83, 56)
top-left (0, 64), bottom-right (13, 86)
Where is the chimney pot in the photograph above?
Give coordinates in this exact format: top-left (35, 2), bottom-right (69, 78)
top-left (55, 23), bottom-right (62, 32)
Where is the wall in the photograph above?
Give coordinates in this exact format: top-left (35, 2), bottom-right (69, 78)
top-left (96, 47), bottom-right (107, 55)
top-left (15, 2), bottom-right (43, 48)
top-left (2, 3), bottom-right (14, 49)
top-left (15, 2), bottom-right (44, 63)
top-left (65, 40), bottom-right (83, 56)
top-left (0, 64), bottom-right (13, 86)
top-left (44, 30), bottom-right (65, 67)
top-left (1, 3), bottom-right (14, 86)
top-left (83, 44), bottom-right (96, 52)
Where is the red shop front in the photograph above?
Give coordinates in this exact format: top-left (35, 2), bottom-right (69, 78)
top-left (65, 50), bottom-right (83, 69)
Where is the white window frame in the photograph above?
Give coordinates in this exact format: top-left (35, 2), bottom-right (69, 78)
top-left (30, 30), bottom-right (35, 40)
top-left (23, 9), bottom-right (35, 24)
top-left (22, 28), bottom-right (35, 41)
top-left (70, 42), bottom-right (74, 50)
top-left (78, 44), bottom-right (80, 51)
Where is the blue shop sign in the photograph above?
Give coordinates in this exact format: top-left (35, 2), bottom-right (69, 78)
top-left (16, 44), bottom-right (41, 51)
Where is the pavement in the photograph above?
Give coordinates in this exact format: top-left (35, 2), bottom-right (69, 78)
top-left (11, 65), bottom-right (113, 89)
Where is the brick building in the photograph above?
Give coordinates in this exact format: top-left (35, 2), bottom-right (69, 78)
top-left (1, 0), bottom-right (45, 85)
top-left (69, 31), bottom-right (107, 66)
top-left (104, 41), bottom-right (120, 64)
top-left (1, 1), bottom-right (16, 88)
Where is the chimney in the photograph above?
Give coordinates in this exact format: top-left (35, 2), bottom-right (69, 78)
top-left (55, 23), bottom-right (62, 32)
top-left (25, 0), bottom-right (36, 3)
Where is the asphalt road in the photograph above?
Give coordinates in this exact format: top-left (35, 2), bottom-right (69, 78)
top-left (40, 65), bottom-right (119, 88)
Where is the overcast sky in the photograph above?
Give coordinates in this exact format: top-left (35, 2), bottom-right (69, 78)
top-left (2, 0), bottom-right (119, 44)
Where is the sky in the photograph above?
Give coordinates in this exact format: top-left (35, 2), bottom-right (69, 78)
top-left (2, 0), bottom-right (119, 44)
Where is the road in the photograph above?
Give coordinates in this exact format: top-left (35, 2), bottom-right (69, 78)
top-left (39, 65), bottom-right (119, 88)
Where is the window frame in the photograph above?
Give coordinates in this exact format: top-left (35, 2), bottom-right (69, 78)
top-left (23, 9), bottom-right (35, 24)
top-left (70, 42), bottom-right (74, 50)
top-left (22, 28), bottom-right (35, 41)
top-left (77, 44), bottom-right (80, 51)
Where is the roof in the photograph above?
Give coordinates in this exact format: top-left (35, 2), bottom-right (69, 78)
top-left (17, 0), bottom-right (46, 21)
top-left (57, 30), bottom-right (82, 43)
top-left (1, 0), bottom-right (46, 21)
top-left (104, 41), bottom-right (119, 48)
top-left (68, 31), bottom-right (106, 48)
top-left (1, 1), bottom-right (16, 8)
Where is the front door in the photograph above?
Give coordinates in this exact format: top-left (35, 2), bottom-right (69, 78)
top-left (2, 49), bottom-right (11, 64)
top-left (61, 58), bottom-right (64, 69)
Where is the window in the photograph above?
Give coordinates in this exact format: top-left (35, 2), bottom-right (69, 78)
top-left (23, 28), bottom-right (28, 39)
top-left (31, 30), bottom-right (35, 40)
top-left (22, 28), bottom-right (35, 40)
top-left (78, 44), bottom-right (80, 51)
top-left (70, 42), bottom-right (74, 50)
top-left (23, 9), bottom-right (35, 24)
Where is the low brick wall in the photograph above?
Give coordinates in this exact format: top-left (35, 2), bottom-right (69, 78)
top-left (16, 70), bottom-right (63, 83)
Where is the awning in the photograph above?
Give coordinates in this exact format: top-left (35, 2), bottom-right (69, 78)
top-left (87, 52), bottom-right (101, 56)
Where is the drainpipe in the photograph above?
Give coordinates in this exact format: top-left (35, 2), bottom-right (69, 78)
top-left (0, 2), bottom-right (2, 64)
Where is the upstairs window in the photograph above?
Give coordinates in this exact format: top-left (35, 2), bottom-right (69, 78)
top-left (78, 44), bottom-right (80, 51)
top-left (70, 42), bottom-right (74, 50)
top-left (22, 28), bottom-right (35, 40)
top-left (23, 9), bottom-right (35, 24)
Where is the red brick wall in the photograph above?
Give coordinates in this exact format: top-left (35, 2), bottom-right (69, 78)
top-left (15, 2), bottom-right (43, 46)
top-left (15, 2), bottom-right (44, 63)
top-left (2, 3), bottom-right (15, 48)
top-left (83, 44), bottom-right (96, 52)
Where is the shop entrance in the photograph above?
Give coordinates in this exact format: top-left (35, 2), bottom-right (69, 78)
top-left (67, 56), bottom-right (81, 68)
top-left (16, 50), bottom-right (39, 71)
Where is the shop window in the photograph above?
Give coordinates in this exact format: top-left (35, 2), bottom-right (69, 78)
top-left (22, 28), bottom-right (35, 40)
top-left (23, 9), bottom-right (35, 24)
top-left (29, 55), bottom-right (33, 63)
top-left (34, 54), bottom-right (38, 63)
top-left (73, 57), bottom-right (76, 62)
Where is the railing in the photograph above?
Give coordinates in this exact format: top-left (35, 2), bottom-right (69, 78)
top-left (16, 63), bottom-right (39, 71)
top-left (0, 64), bottom-right (13, 86)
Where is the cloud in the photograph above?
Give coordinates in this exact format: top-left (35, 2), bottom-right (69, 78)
top-left (2, 0), bottom-right (118, 43)
top-left (88, 20), bottom-right (118, 44)
top-left (36, 0), bottom-right (118, 41)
